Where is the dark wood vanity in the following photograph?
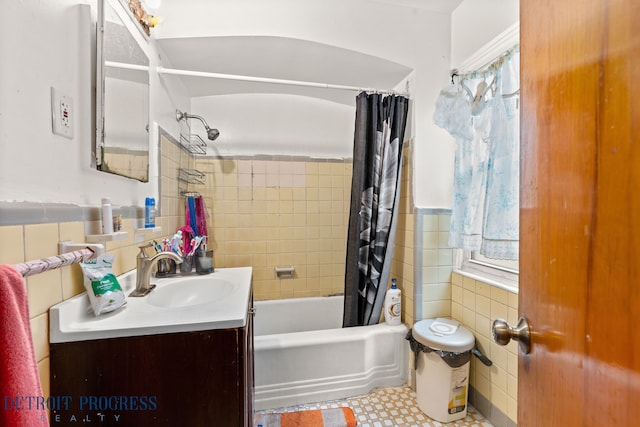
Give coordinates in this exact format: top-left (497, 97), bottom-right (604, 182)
top-left (49, 302), bottom-right (254, 426)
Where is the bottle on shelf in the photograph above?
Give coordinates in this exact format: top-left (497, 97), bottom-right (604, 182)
top-left (145, 197), bottom-right (156, 228)
top-left (101, 198), bottom-right (114, 234)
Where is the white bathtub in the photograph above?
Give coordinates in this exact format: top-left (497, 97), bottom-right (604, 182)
top-left (253, 295), bottom-right (409, 410)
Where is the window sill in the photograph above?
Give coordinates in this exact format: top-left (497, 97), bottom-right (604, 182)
top-left (454, 263), bottom-right (519, 294)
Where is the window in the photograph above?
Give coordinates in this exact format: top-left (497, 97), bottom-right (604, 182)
top-left (456, 249), bottom-right (519, 293)
top-left (442, 26), bottom-right (521, 292)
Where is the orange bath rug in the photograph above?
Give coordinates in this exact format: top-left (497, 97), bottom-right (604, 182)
top-left (255, 407), bottom-right (357, 427)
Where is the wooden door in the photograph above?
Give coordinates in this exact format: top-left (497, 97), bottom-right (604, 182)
top-left (519, 0), bottom-right (640, 425)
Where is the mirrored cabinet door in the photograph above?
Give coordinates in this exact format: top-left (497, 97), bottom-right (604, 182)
top-left (96, 0), bottom-right (150, 182)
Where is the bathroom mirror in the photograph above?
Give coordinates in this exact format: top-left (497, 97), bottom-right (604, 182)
top-left (96, 0), bottom-right (150, 182)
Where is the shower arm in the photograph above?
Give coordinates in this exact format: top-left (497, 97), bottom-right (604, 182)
top-left (176, 110), bottom-right (207, 128)
top-left (176, 110), bottom-right (220, 141)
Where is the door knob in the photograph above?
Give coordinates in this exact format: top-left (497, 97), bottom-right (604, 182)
top-left (492, 316), bottom-right (531, 354)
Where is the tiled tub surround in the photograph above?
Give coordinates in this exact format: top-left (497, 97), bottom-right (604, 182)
top-left (391, 142), bottom-right (416, 327)
top-left (186, 139), bottom-right (416, 304)
top-left (189, 156), bottom-right (352, 301)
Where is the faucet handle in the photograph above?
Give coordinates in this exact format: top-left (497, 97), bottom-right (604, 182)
top-left (137, 242), bottom-right (155, 258)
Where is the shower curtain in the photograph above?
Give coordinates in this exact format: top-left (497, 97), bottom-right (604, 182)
top-left (343, 92), bottom-right (409, 327)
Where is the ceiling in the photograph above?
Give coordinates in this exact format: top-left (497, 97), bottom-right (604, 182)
top-left (153, 0), bottom-right (462, 105)
top-left (156, 36), bottom-right (413, 105)
top-left (369, 0), bottom-right (464, 13)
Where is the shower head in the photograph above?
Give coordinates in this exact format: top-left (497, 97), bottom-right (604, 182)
top-left (206, 127), bottom-right (220, 141)
top-left (176, 110), bottom-right (220, 141)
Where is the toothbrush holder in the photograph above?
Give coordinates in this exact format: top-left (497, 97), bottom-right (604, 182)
top-left (195, 250), bottom-right (214, 275)
top-left (179, 255), bottom-right (194, 275)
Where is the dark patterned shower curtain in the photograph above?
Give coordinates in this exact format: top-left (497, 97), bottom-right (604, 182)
top-left (343, 92), bottom-right (409, 327)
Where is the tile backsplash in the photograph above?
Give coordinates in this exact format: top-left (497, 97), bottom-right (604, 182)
top-left (0, 217), bottom-right (168, 411)
top-left (0, 134), bottom-right (183, 407)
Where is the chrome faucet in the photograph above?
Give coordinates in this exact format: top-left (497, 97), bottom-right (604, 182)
top-left (129, 243), bottom-right (183, 297)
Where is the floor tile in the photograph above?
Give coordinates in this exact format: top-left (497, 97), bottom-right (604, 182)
top-left (256, 385), bottom-right (493, 427)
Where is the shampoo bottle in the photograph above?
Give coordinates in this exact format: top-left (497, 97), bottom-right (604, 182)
top-left (384, 278), bottom-right (401, 325)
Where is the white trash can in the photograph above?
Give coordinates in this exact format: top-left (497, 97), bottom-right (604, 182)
top-left (412, 318), bottom-right (475, 423)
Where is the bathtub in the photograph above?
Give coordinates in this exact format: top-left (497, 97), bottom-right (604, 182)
top-left (253, 295), bottom-right (409, 410)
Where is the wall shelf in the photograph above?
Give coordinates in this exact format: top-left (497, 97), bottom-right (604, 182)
top-left (135, 226), bottom-right (161, 234)
top-left (179, 134), bottom-right (207, 155)
top-left (178, 168), bottom-right (205, 184)
top-left (134, 225), bottom-right (162, 236)
top-left (133, 226), bottom-right (162, 244)
top-left (85, 231), bottom-right (129, 243)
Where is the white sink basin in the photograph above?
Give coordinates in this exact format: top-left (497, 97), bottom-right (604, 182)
top-left (147, 276), bottom-right (236, 308)
top-left (49, 267), bottom-right (252, 343)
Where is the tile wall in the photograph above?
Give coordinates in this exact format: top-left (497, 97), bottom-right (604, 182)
top-left (184, 139), bottom-right (413, 306)
top-left (1, 133), bottom-right (515, 426)
top-left (0, 218), bottom-right (172, 405)
top-left (416, 211), bottom-right (518, 426)
top-left (0, 134), bottom-right (184, 404)
top-left (451, 272), bottom-right (519, 426)
top-left (419, 213), bottom-right (454, 320)
top-left (187, 154), bottom-right (351, 301)
top-left (390, 142), bottom-right (416, 327)
top-left (0, 134), bottom-right (414, 402)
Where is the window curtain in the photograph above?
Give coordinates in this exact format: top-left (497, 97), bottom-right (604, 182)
top-left (434, 50), bottom-right (520, 260)
top-left (343, 92), bottom-right (409, 328)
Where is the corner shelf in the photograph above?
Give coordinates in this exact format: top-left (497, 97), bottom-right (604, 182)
top-left (85, 231), bottom-right (129, 243)
top-left (133, 226), bottom-right (162, 244)
top-left (135, 226), bottom-right (161, 234)
top-left (179, 134), bottom-right (207, 155)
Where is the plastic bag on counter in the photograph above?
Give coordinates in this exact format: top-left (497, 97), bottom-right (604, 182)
top-left (80, 254), bottom-right (126, 316)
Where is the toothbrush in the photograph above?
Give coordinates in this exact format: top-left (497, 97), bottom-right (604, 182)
top-left (152, 240), bottom-right (162, 253)
top-left (188, 238), bottom-right (198, 256)
top-left (170, 231), bottom-right (183, 256)
top-left (188, 236), bottom-right (205, 256)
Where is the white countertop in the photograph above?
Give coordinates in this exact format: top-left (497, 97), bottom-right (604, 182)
top-left (49, 267), bottom-right (253, 343)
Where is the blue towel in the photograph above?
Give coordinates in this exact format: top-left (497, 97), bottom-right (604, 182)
top-left (187, 197), bottom-right (199, 236)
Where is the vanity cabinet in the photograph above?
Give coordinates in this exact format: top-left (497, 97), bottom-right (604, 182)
top-left (50, 302), bottom-right (254, 426)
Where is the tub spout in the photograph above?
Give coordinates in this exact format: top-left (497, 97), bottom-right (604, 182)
top-left (129, 244), bottom-right (183, 297)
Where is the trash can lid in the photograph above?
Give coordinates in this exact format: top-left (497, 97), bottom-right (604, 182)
top-left (413, 318), bottom-right (475, 353)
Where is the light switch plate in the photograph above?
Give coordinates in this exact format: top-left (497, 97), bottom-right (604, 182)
top-left (51, 87), bottom-right (73, 139)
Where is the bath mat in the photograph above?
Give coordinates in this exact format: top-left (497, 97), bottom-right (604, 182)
top-left (255, 407), bottom-right (357, 427)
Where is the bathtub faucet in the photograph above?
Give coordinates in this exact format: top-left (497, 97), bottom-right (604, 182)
top-left (129, 243), bottom-right (183, 297)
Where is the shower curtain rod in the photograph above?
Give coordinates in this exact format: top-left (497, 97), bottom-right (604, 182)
top-left (154, 65), bottom-right (408, 96)
top-left (450, 44), bottom-right (520, 81)
top-left (105, 61), bottom-right (149, 71)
